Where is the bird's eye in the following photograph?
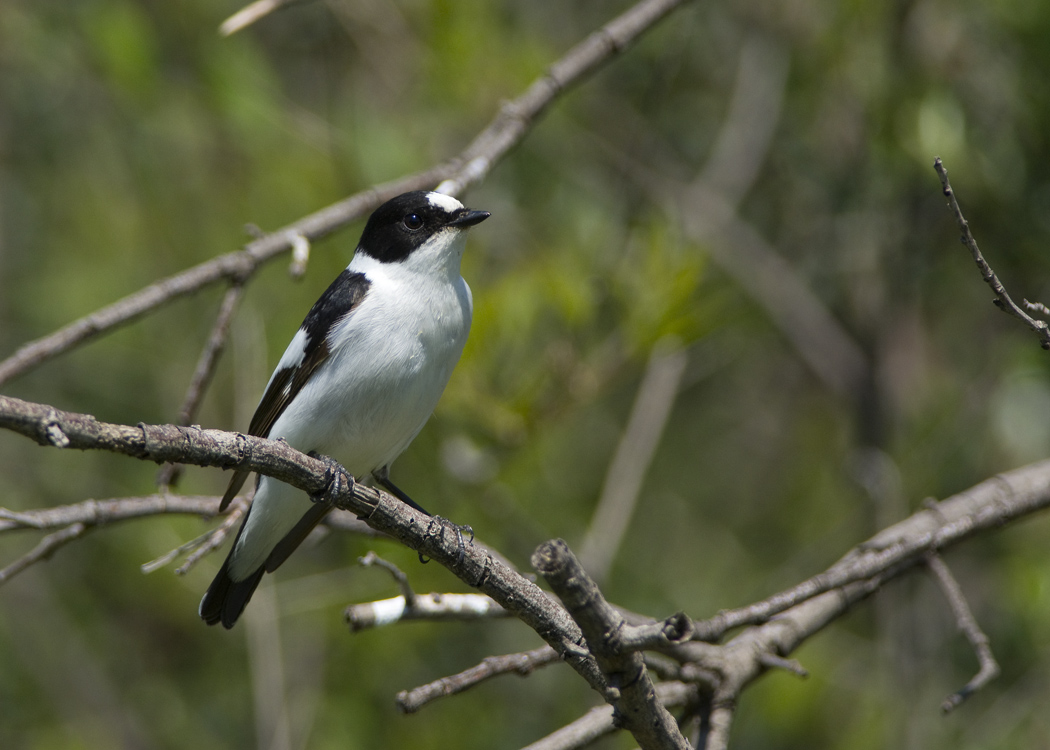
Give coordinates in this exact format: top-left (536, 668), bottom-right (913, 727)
top-left (403, 213), bottom-right (423, 230)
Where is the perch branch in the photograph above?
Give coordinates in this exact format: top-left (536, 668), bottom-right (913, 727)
top-left (0, 393), bottom-right (610, 696)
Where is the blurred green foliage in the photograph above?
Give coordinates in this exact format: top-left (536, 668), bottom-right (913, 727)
top-left (2, 0), bottom-right (1050, 748)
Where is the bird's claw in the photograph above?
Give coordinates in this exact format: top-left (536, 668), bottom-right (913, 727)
top-left (307, 451), bottom-right (353, 507)
top-left (421, 516), bottom-right (474, 565)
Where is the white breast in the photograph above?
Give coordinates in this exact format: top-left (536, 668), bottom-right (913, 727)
top-left (267, 239), bottom-right (472, 475)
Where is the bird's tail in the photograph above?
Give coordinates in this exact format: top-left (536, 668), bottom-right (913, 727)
top-left (199, 498), bottom-right (332, 629)
top-left (199, 554), bottom-right (265, 629)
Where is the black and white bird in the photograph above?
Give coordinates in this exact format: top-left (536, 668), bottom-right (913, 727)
top-left (200, 190), bottom-right (489, 629)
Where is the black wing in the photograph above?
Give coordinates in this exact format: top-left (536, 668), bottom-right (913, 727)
top-left (219, 269), bottom-right (370, 510)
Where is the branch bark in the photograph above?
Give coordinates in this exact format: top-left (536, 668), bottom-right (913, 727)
top-left (935, 157), bottom-right (1050, 349)
top-left (533, 539), bottom-right (690, 750)
top-left (0, 393), bottom-right (610, 697)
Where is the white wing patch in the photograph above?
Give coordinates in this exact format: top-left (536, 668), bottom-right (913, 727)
top-left (274, 327), bottom-right (310, 372)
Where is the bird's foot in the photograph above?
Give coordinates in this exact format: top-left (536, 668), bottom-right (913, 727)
top-left (307, 451), bottom-right (353, 508)
top-left (421, 516), bottom-right (474, 566)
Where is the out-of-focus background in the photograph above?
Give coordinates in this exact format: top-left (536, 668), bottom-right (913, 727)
top-left (2, 1), bottom-right (1050, 748)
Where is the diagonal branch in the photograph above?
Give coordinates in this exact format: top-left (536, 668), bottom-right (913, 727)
top-left (0, 522), bottom-right (89, 584)
top-left (0, 393), bottom-right (609, 696)
top-left (533, 539), bottom-right (690, 750)
top-left (690, 458), bottom-right (1050, 642)
top-left (0, 0), bottom-right (693, 389)
top-left (520, 681), bottom-right (695, 750)
top-left (935, 157), bottom-right (1050, 350)
top-left (397, 645), bottom-right (560, 714)
top-left (926, 553), bottom-right (1000, 712)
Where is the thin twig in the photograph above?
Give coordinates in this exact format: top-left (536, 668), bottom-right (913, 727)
top-left (175, 496), bottom-right (251, 575)
top-left (358, 550), bottom-right (415, 603)
top-left (397, 645), bottom-right (559, 714)
top-left (1023, 299), bottom-right (1050, 317)
top-left (926, 554), bottom-right (1000, 712)
top-left (219, 0), bottom-right (304, 36)
top-left (0, 523), bottom-right (88, 584)
top-left (934, 157), bottom-right (1050, 350)
top-left (0, 494), bottom-right (221, 533)
top-left (579, 336), bottom-right (687, 583)
top-left (158, 281), bottom-right (247, 488)
top-left (694, 570), bottom-right (895, 750)
top-left (0, 0), bottom-right (693, 389)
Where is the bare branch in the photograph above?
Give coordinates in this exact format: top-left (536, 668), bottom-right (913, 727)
top-left (0, 393), bottom-right (610, 696)
top-left (0, 522), bottom-right (89, 584)
top-left (0, 494), bottom-right (221, 533)
top-left (175, 496), bottom-right (250, 575)
top-left (533, 539), bottom-right (690, 750)
top-left (523, 704), bottom-right (618, 750)
top-left (345, 592), bottom-right (508, 632)
top-left (0, 0), bottom-right (693, 389)
top-left (1023, 299), bottom-right (1050, 317)
top-left (521, 682), bottom-right (695, 750)
top-left (358, 550), bottom-right (416, 603)
top-left (692, 458), bottom-right (1050, 641)
top-left (934, 157), bottom-right (1050, 350)
top-left (926, 554), bottom-right (1000, 712)
top-left (618, 613), bottom-right (695, 651)
top-left (694, 570), bottom-right (893, 750)
top-left (397, 645), bottom-right (559, 714)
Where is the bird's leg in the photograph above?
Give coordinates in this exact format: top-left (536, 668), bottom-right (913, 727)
top-left (374, 466), bottom-right (473, 564)
top-left (373, 467), bottom-right (430, 515)
top-left (307, 451), bottom-right (353, 508)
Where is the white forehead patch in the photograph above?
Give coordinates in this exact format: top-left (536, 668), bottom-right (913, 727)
top-left (426, 192), bottom-right (464, 214)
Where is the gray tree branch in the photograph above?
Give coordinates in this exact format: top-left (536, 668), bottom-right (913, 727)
top-left (532, 539), bottom-right (691, 750)
top-left (0, 392), bottom-right (610, 698)
top-left (935, 157), bottom-right (1050, 349)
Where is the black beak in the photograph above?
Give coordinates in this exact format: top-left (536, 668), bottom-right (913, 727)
top-left (448, 209), bottom-right (490, 228)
